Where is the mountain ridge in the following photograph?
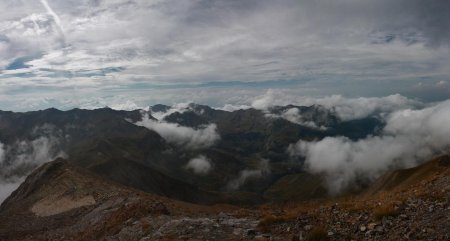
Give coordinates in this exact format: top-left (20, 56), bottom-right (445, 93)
top-left (1, 154), bottom-right (448, 240)
top-left (0, 103), bottom-right (385, 205)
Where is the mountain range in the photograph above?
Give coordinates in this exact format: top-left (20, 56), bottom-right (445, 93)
top-left (0, 104), bottom-right (384, 204)
top-left (1, 103), bottom-right (448, 240)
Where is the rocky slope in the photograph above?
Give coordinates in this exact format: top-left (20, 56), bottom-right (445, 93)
top-left (257, 155), bottom-right (450, 241)
top-left (1, 155), bottom-right (448, 240)
top-left (0, 159), bottom-right (254, 240)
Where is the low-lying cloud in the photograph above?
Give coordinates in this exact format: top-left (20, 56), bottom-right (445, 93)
top-left (266, 107), bottom-right (328, 130)
top-left (252, 90), bottom-right (422, 121)
top-left (0, 136), bottom-right (66, 204)
top-left (135, 114), bottom-right (220, 150)
top-left (227, 159), bottom-right (270, 191)
top-left (185, 155), bottom-right (212, 175)
top-left (217, 104), bottom-right (252, 112)
top-left (289, 100), bottom-right (450, 194)
top-left (149, 103), bottom-right (193, 121)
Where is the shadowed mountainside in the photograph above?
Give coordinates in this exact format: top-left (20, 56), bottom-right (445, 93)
top-left (0, 104), bottom-right (384, 204)
top-left (0, 155), bottom-right (448, 240)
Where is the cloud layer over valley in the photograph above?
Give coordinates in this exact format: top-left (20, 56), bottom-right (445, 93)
top-left (0, 135), bottom-right (66, 203)
top-left (135, 113), bottom-right (220, 150)
top-left (251, 91), bottom-right (422, 121)
top-left (127, 94), bottom-right (449, 195)
top-left (185, 155), bottom-right (212, 175)
top-left (289, 100), bottom-right (450, 194)
top-left (227, 159), bottom-right (270, 191)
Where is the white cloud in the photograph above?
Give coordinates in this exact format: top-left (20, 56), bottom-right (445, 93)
top-left (0, 134), bottom-right (66, 204)
top-left (0, 181), bottom-right (21, 204)
top-left (289, 100), bottom-right (450, 194)
top-left (0, 0), bottom-right (449, 110)
top-left (0, 142), bottom-right (4, 165)
top-left (216, 104), bottom-right (251, 112)
top-left (149, 102), bottom-right (193, 120)
top-left (185, 155), bottom-right (212, 175)
top-left (226, 169), bottom-right (263, 191)
top-left (266, 107), bottom-right (327, 130)
top-left (252, 90), bottom-right (422, 120)
top-left (313, 94), bottom-right (422, 120)
top-left (226, 159), bottom-right (270, 190)
top-left (39, 0), bottom-right (65, 45)
top-left (135, 114), bottom-right (220, 149)
top-left (78, 99), bottom-right (142, 111)
top-left (9, 137), bottom-right (65, 170)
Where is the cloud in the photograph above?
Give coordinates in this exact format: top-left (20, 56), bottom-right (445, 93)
top-left (185, 155), bottom-right (212, 175)
top-left (0, 181), bottom-right (21, 204)
top-left (0, 134), bottom-right (66, 204)
top-left (0, 0), bottom-right (449, 110)
top-left (39, 0), bottom-right (65, 46)
top-left (0, 142), bottom-right (4, 164)
top-left (289, 100), bottom-right (450, 194)
top-left (216, 104), bottom-right (251, 112)
top-left (78, 99), bottom-right (142, 111)
top-left (252, 90), bottom-right (422, 120)
top-left (135, 113), bottom-right (220, 149)
top-left (226, 159), bottom-right (270, 190)
top-left (149, 102), bottom-right (193, 120)
top-left (265, 107), bottom-right (328, 130)
top-left (405, 80), bottom-right (450, 102)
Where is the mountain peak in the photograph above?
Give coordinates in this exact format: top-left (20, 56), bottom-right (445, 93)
top-left (149, 104), bottom-right (171, 113)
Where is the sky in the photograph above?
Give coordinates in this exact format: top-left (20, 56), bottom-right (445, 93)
top-left (0, 0), bottom-right (449, 111)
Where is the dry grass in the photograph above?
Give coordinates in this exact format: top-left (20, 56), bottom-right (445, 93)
top-left (231, 208), bottom-right (254, 218)
top-left (140, 218), bottom-right (152, 233)
top-left (258, 214), bottom-right (290, 227)
top-left (373, 203), bottom-right (399, 220)
top-left (307, 226), bottom-right (329, 241)
top-left (257, 213), bottom-right (296, 233)
top-left (75, 198), bottom-right (162, 240)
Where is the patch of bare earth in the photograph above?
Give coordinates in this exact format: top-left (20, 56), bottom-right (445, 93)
top-left (31, 195), bottom-right (96, 217)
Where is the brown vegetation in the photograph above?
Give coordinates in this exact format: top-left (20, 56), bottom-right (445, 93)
top-left (307, 226), bottom-right (329, 241)
top-left (373, 203), bottom-right (400, 220)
